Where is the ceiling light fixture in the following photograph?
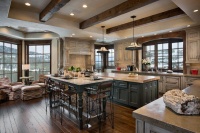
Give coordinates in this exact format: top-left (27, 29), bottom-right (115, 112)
top-left (169, 31), bottom-right (172, 32)
top-left (97, 26), bottom-right (109, 53)
top-left (83, 4), bottom-right (87, 8)
top-left (70, 13), bottom-right (74, 16)
top-left (187, 25), bottom-right (190, 27)
top-left (90, 36), bottom-right (92, 38)
top-left (25, 2), bottom-right (31, 6)
top-left (72, 33), bottom-right (75, 36)
top-left (193, 9), bottom-right (198, 12)
top-left (125, 16), bottom-right (142, 50)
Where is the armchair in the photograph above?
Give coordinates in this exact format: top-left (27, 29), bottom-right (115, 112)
top-left (0, 77), bottom-right (24, 100)
top-left (31, 74), bottom-right (47, 94)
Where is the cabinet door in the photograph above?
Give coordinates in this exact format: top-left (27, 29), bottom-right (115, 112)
top-left (129, 84), bottom-right (140, 107)
top-left (112, 87), bottom-right (118, 101)
top-left (143, 83), bottom-right (152, 105)
top-left (184, 77), bottom-right (200, 87)
top-left (117, 87), bottom-right (129, 104)
top-left (124, 50), bottom-right (132, 61)
top-left (165, 76), bottom-right (181, 92)
top-left (186, 39), bottom-right (200, 63)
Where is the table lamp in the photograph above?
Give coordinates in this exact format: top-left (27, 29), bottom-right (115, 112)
top-left (22, 64), bottom-right (30, 77)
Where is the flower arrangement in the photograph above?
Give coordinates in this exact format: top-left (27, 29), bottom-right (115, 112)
top-left (142, 58), bottom-right (151, 65)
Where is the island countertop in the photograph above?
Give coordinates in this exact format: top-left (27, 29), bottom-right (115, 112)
top-left (96, 73), bottom-right (160, 83)
top-left (132, 85), bottom-right (200, 133)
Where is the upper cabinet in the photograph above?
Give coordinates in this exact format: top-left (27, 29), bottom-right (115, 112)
top-left (186, 26), bottom-right (200, 63)
top-left (114, 42), bottom-right (133, 64)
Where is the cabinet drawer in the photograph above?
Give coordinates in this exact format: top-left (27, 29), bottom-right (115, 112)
top-left (165, 76), bottom-right (180, 85)
top-left (129, 83), bottom-right (140, 89)
top-left (114, 81), bottom-right (127, 88)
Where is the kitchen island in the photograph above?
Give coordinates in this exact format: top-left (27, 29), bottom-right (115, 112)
top-left (96, 73), bottom-right (160, 108)
top-left (132, 85), bottom-right (200, 133)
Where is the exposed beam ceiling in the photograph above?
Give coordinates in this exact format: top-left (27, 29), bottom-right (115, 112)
top-left (106, 8), bottom-right (185, 34)
top-left (39, 0), bottom-right (70, 22)
top-left (79, 0), bottom-right (158, 29)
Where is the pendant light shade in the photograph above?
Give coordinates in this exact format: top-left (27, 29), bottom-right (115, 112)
top-left (97, 26), bottom-right (109, 53)
top-left (125, 16), bottom-right (142, 50)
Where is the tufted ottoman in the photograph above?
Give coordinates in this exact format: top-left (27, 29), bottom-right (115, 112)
top-left (21, 85), bottom-right (42, 100)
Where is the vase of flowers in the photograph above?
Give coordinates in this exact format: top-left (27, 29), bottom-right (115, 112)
top-left (142, 58), bottom-right (151, 72)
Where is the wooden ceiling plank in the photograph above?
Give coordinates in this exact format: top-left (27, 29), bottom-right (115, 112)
top-left (40, 0), bottom-right (70, 22)
top-left (106, 8), bottom-right (185, 34)
top-left (79, 0), bottom-right (158, 29)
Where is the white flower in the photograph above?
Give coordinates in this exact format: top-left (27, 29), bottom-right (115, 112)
top-left (142, 58), bottom-right (151, 65)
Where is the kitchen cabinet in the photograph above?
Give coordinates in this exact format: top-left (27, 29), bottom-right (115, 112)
top-left (129, 84), bottom-right (140, 107)
top-left (183, 76), bottom-right (200, 87)
top-left (114, 43), bottom-right (133, 64)
top-left (186, 26), bottom-right (200, 63)
top-left (164, 76), bottom-right (181, 92)
top-left (113, 81), bottom-right (129, 104)
top-left (113, 80), bottom-right (158, 108)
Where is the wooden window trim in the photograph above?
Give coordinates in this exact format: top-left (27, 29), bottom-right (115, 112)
top-left (0, 35), bottom-right (22, 81)
top-left (138, 31), bottom-right (186, 73)
top-left (142, 38), bottom-right (183, 72)
top-left (24, 40), bottom-right (52, 78)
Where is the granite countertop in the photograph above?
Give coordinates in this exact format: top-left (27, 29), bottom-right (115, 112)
top-left (132, 85), bottom-right (200, 133)
top-left (46, 75), bottom-right (113, 85)
top-left (96, 73), bottom-right (160, 83)
top-left (112, 70), bottom-right (200, 77)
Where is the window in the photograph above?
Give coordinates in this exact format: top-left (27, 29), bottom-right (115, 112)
top-left (0, 42), bottom-right (18, 82)
top-left (108, 49), bottom-right (115, 67)
top-left (95, 49), bottom-right (103, 69)
top-left (26, 41), bottom-right (51, 80)
top-left (143, 39), bottom-right (183, 72)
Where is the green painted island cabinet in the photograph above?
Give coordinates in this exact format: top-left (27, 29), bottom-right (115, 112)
top-left (113, 80), bottom-right (158, 108)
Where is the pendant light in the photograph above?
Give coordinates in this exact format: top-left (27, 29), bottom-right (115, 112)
top-left (125, 16), bottom-right (142, 50)
top-left (97, 26), bottom-right (109, 53)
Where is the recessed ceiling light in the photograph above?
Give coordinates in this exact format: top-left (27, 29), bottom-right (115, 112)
top-left (83, 4), bottom-right (87, 8)
top-left (70, 13), bottom-right (74, 16)
top-left (169, 31), bottom-right (172, 32)
top-left (193, 9), bottom-right (198, 12)
top-left (72, 33), bottom-right (75, 36)
top-left (142, 36), bottom-right (144, 37)
top-left (154, 33), bottom-right (157, 35)
top-left (90, 36), bottom-right (92, 38)
top-left (187, 25), bottom-right (190, 27)
top-left (25, 2), bottom-right (31, 6)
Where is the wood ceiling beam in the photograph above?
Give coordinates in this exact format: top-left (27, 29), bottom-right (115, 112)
top-left (79, 0), bottom-right (158, 29)
top-left (106, 8), bottom-right (185, 34)
top-left (39, 0), bottom-right (70, 22)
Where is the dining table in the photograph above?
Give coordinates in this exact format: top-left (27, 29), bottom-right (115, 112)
top-left (45, 75), bottom-right (113, 130)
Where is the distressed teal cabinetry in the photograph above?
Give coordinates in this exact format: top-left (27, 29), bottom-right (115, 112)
top-left (113, 80), bottom-right (158, 108)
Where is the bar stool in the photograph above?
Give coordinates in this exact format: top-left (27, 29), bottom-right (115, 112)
top-left (60, 84), bottom-right (77, 125)
top-left (85, 81), bottom-right (114, 131)
top-left (45, 78), bottom-right (61, 114)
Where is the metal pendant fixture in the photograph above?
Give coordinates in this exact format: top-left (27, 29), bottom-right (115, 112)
top-left (125, 16), bottom-right (142, 50)
top-left (97, 26), bottom-right (109, 53)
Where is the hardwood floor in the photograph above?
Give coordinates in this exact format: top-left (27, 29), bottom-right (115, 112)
top-left (0, 97), bottom-right (136, 133)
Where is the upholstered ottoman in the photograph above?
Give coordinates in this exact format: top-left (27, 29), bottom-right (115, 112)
top-left (21, 85), bottom-right (42, 100)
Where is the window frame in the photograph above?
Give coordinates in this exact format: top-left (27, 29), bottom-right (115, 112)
top-left (0, 35), bottom-right (22, 82)
top-left (25, 40), bottom-right (51, 80)
top-left (142, 38), bottom-right (184, 72)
